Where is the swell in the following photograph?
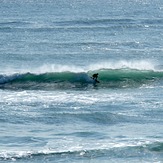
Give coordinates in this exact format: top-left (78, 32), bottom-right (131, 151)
top-left (1, 18), bottom-right (162, 28)
top-left (1, 17), bottom-right (162, 33)
top-left (0, 111), bottom-right (129, 125)
top-left (0, 68), bottom-right (163, 90)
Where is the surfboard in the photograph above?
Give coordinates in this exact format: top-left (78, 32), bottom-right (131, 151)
top-left (95, 79), bottom-right (100, 83)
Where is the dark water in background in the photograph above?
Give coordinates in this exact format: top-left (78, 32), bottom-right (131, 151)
top-left (0, 0), bottom-right (163, 162)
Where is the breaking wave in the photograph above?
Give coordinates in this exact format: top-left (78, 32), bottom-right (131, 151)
top-left (0, 141), bottom-right (162, 161)
top-left (0, 68), bottom-right (163, 90)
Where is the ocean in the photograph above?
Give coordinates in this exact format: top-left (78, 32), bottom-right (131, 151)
top-left (0, 0), bottom-right (163, 162)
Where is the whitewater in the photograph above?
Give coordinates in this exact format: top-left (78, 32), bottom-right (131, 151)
top-left (0, 0), bottom-right (163, 162)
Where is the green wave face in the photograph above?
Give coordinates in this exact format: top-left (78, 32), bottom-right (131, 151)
top-left (1, 69), bottom-right (163, 90)
top-left (90, 69), bottom-right (163, 80)
top-left (88, 69), bottom-right (163, 88)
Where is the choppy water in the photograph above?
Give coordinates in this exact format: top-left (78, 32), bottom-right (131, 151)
top-left (0, 0), bottom-right (163, 162)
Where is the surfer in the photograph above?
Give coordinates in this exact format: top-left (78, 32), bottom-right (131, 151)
top-left (92, 73), bottom-right (98, 80)
top-left (92, 73), bottom-right (100, 83)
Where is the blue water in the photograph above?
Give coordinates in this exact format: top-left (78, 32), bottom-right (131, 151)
top-left (0, 0), bottom-right (163, 162)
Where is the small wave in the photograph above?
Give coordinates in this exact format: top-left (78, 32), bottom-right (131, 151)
top-left (0, 141), bottom-right (162, 161)
top-left (147, 142), bottom-right (163, 152)
top-left (0, 20), bottom-right (29, 26)
top-left (54, 18), bottom-right (135, 26)
top-left (0, 68), bottom-right (163, 90)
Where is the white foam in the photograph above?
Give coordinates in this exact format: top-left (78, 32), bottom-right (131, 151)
top-left (35, 60), bottom-right (157, 74)
top-left (88, 60), bottom-right (156, 71)
top-left (0, 60), bottom-right (159, 75)
top-left (34, 64), bottom-right (84, 73)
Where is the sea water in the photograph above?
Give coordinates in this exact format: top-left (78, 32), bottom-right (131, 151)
top-left (0, 0), bottom-right (163, 162)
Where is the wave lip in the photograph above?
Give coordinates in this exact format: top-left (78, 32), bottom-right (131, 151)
top-left (0, 68), bottom-right (163, 90)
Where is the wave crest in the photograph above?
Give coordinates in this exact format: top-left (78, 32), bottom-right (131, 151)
top-left (1, 141), bottom-right (163, 161)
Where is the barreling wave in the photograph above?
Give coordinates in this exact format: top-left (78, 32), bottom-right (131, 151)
top-left (0, 68), bottom-right (163, 90)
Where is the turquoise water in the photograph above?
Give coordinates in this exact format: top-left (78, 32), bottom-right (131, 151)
top-left (0, 0), bottom-right (163, 162)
